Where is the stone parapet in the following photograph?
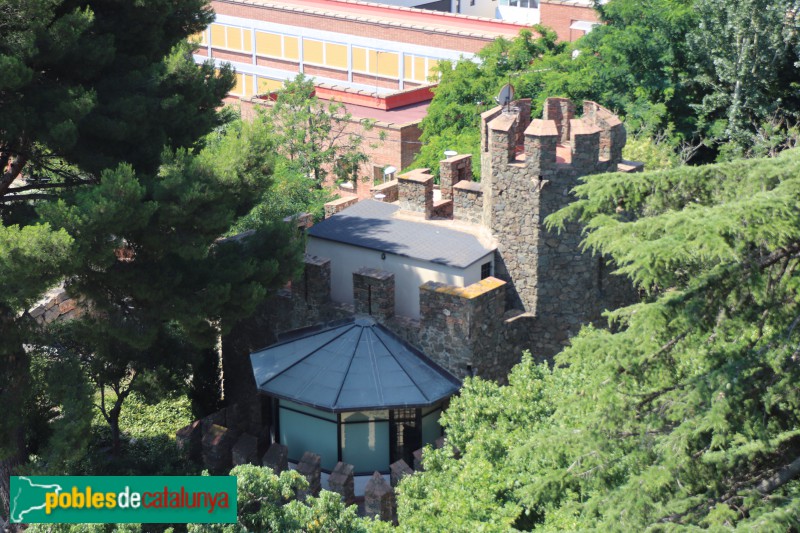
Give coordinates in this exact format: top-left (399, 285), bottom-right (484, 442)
top-left (390, 459), bottom-right (413, 487)
top-left (397, 168), bottom-right (434, 217)
top-left (371, 180), bottom-right (399, 202)
top-left (570, 119), bottom-right (601, 171)
top-left (439, 154), bottom-right (473, 200)
top-left (328, 462), bottom-right (356, 504)
top-left (431, 199), bottom-right (453, 219)
top-left (353, 268), bottom-right (395, 320)
top-left (583, 101), bottom-right (625, 164)
top-left (202, 424), bottom-right (239, 474)
top-left (232, 433), bottom-right (259, 466)
top-left (176, 421), bottom-right (202, 462)
top-left (452, 181), bottom-right (483, 225)
top-left (324, 196), bottom-right (359, 219)
top-left (296, 451), bottom-right (322, 499)
top-left (543, 97), bottom-right (575, 144)
top-left (262, 443), bottom-right (289, 474)
top-left (524, 119), bottom-right (559, 177)
top-left (28, 286), bottom-right (86, 325)
top-left (294, 255), bottom-right (331, 308)
top-left (418, 277), bottom-right (506, 378)
top-left (364, 473), bottom-right (395, 522)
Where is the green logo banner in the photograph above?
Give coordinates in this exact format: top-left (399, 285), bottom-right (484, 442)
top-left (10, 476), bottom-right (237, 524)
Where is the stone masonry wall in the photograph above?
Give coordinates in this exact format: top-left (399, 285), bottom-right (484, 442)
top-left (28, 287), bottom-right (85, 325)
top-left (452, 181), bottom-right (484, 225)
top-left (324, 196), bottom-right (359, 219)
top-left (439, 154), bottom-right (473, 200)
top-left (397, 169), bottom-right (434, 217)
top-left (371, 180), bottom-right (399, 202)
top-left (353, 268), bottom-right (395, 320)
top-left (230, 98), bottom-right (640, 386)
top-left (479, 97), bottom-right (640, 360)
top-left (416, 277), bottom-right (506, 378)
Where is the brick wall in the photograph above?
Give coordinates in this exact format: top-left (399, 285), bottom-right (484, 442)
top-left (539, 2), bottom-right (600, 42)
top-left (211, 1), bottom-right (497, 53)
top-left (235, 98), bottom-right (423, 196)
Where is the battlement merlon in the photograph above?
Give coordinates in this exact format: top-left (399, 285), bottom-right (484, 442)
top-left (439, 154), bottom-right (473, 200)
top-left (524, 119), bottom-right (559, 177)
top-left (397, 168), bottom-right (434, 218)
top-left (484, 97), bottom-right (631, 175)
top-left (487, 113), bottom-right (518, 164)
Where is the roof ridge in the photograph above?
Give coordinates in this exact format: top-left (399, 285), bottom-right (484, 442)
top-left (257, 323), bottom-right (357, 388)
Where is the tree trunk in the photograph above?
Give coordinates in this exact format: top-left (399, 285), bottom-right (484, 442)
top-left (0, 309), bottom-right (30, 528)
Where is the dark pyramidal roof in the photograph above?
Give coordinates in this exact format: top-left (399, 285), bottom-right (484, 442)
top-left (250, 317), bottom-right (460, 412)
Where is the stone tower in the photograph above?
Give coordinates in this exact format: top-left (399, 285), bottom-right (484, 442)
top-left (479, 97), bottom-right (640, 331)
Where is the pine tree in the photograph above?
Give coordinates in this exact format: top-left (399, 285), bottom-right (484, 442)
top-left (0, 0), bottom-right (233, 522)
top-left (40, 115), bottom-right (302, 456)
top-left (397, 149), bottom-right (800, 530)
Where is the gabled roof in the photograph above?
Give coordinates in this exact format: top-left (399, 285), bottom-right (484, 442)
top-left (307, 200), bottom-right (495, 268)
top-left (250, 317), bottom-right (460, 412)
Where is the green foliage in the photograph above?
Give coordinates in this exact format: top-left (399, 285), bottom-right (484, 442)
top-left (37, 114), bottom-right (302, 453)
top-left (232, 158), bottom-right (334, 230)
top-left (25, 347), bottom-right (94, 472)
top-left (187, 465), bottom-right (371, 533)
top-left (267, 75), bottom-right (372, 188)
top-left (64, 390), bottom-right (196, 478)
top-left (411, 28), bottom-right (563, 179)
top-left (417, 0), bottom-right (800, 169)
top-left (621, 133), bottom-right (679, 171)
top-left (0, 0), bottom-right (233, 192)
top-left (0, 0), bottom-right (234, 519)
top-left (398, 149), bottom-right (800, 530)
top-left (688, 0), bottom-right (800, 158)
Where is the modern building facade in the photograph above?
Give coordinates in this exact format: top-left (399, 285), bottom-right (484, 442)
top-left (194, 0), bottom-right (528, 98)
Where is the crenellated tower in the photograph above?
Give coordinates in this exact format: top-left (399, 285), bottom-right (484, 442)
top-left (479, 97), bottom-right (641, 321)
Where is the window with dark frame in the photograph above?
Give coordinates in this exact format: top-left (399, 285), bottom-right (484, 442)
top-left (481, 261), bottom-right (492, 279)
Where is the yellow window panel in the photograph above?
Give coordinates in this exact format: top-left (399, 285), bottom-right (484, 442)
top-left (326, 43), bottom-right (347, 70)
top-left (242, 74), bottom-right (253, 97)
top-left (257, 77), bottom-right (283, 94)
top-left (376, 51), bottom-right (399, 78)
top-left (284, 36), bottom-right (299, 60)
top-left (367, 50), bottom-right (379, 74)
top-left (210, 24), bottom-right (226, 47)
top-left (413, 56), bottom-right (426, 82)
top-left (232, 73), bottom-right (245, 95)
top-left (403, 55), bottom-right (413, 80)
top-left (303, 38), bottom-right (323, 64)
top-left (242, 29), bottom-right (253, 53)
top-left (256, 31), bottom-right (281, 57)
top-left (352, 47), bottom-right (367, 72)
top-left (226, 26), bottom-right (243, 50)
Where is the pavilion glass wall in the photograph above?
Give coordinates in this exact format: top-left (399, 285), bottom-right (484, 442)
top-left (340, 410), bottom-right (390, 474)
top-left (279, 400), bottom-right (338, 470)
top-left (276, 399), bottom-right (446, 474)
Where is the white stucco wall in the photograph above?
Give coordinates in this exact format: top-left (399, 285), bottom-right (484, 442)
top-left (452, 0), bottom-right (541, 23)
top-left (452, 0), bottom-right (497, 18)
top-left (307, 237), bottom-right (494, 319)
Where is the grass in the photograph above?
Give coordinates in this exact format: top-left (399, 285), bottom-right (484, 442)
top-left (75, 390), bottom-right (201, 477)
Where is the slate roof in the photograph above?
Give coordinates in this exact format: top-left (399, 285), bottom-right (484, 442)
top-left (307, 200), bottom-right (494, 268)
top-left (250, 317), bottom-right (460, 412)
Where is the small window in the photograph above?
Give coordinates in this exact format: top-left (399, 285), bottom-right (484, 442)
top-left (481, 262), bottom-right (492, 279)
